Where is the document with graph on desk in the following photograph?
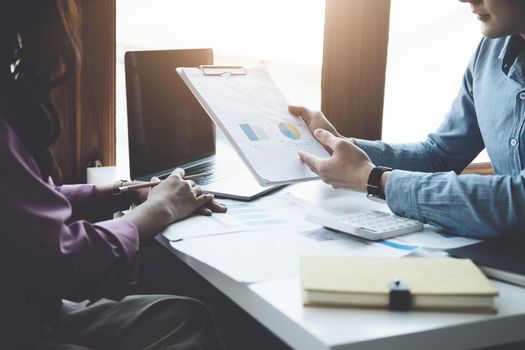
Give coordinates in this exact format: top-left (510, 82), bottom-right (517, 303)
top-left (177, 66), bottom-right (330, 186)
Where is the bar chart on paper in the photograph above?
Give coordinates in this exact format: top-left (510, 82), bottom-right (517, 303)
top-left (239, 123), bottom-right (270, 141)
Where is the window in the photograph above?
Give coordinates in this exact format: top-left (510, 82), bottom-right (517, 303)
top-left (382, 0), bottom-right (488, 162)
top-left (116, 0), bottom-right (325, 169)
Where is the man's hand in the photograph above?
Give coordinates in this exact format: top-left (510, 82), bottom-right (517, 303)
top-left (289, 105), bottom-right (343, 140)
top-left (299, 129), bottom-right (375, 191)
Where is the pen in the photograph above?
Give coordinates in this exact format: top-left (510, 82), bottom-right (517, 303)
top-left (116, 172), bottom-right (212, 193)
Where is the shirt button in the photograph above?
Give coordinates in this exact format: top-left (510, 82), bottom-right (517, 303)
top-left (511, 138), bottom-right (518, 146)
top-left (520, 92), bottom-right (525, 100)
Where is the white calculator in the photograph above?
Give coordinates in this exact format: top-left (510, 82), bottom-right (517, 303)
top-left (306, 209), bottom-right (424, 241)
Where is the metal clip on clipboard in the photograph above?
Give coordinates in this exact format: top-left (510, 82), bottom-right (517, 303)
top-left (199, 65), bottom-right (248, 76)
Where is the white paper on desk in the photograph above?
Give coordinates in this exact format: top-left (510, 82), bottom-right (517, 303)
top-left (177, 67), bottom-right (330, 186)
top-left (170, 227), bottom-right (413, 283)
top-left (161, 197), bottom-right (305, 241)
top-left (386, 228), bottom-right (481, 250)
top-left (284, 187), bottom-right (481, 250)
top-left (284, 183), bottom-right (391, 215)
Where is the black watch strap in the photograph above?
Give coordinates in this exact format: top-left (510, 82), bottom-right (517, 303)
top-left (367, 166), bottom-right (392, 200)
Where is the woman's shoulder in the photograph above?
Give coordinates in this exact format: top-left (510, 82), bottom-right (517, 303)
top-left (0, 108), bottom-right (43, 179)
top-left (0, 108), bottom-right (17, 148)
top-left (0, 107), bottom-right (22, 152)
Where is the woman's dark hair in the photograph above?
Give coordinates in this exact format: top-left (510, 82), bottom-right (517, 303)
top-left (0, 0), bottom-right (80, 181)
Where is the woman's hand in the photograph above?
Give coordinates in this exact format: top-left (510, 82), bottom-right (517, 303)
top-left (299, 129), bottom-right (375, 191)
top-left (289, 105), bottom-right (343, 140)
top-left (198, 198), bottom-right (228, 216)
top-left (128, 186), bottom-right (149, 206)
top-left (123, 168), bottom-right (226, 242)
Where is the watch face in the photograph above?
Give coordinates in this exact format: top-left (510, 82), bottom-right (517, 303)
top-left (367, 193), bottom-right (387, 203)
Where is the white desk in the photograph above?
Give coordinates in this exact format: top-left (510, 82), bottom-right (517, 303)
top-left (88, 167), bottom-right (525, 350)
top-left (156, 181), bottom-right (525, 350)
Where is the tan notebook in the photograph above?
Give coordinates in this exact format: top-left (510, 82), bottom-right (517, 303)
top-left (301, 256), bottom-right (498, 313)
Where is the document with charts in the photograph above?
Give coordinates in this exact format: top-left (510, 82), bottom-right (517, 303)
top-left (177, 66), bottom-right (330, 186)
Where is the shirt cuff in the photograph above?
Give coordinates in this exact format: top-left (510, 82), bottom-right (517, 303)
top-left (385, 169), bottom-right (423, 221)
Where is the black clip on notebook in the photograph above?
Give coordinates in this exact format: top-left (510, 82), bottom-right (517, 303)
top-left (389, 279), bottom-right (412, 311)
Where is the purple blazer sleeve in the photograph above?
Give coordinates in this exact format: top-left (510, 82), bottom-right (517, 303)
top-left (55, 184), bottom-right (97, 220)
top-left (0, 115), bottom-right (139, 301)
top-left (55, 184), bottom-right (134, 222)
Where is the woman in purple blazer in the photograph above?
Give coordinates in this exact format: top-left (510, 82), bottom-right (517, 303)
top-left (0, 1), bottom-right (226, 349)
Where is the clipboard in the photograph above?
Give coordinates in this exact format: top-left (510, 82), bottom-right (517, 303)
top-left (176, 65), bottom-right (330, 186)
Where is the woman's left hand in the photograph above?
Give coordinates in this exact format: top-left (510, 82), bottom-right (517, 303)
top-left (198, 199), bottom-right (227, 216)
top-left (129, 186), bottom-right (149, 205)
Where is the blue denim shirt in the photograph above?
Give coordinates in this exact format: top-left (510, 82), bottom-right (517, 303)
top-left (355, 35), bottom-right (525, 238)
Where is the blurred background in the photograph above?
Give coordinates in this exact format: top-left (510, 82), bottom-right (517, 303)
top-left (117, 0), bottom-right (485, 170)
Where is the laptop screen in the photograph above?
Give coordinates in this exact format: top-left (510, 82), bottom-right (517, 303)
top-left (125, 48), bottom-right (215, 179)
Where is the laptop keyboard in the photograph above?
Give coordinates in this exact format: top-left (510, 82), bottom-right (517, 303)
top-left (158, 159), bottom-right (245, 185)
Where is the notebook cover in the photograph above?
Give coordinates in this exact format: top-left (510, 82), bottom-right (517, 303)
top-left (300, 256), bottom-right (498, 297)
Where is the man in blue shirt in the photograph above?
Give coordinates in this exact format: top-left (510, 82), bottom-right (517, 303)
top-left (290, 0), bottom-right (525, 238)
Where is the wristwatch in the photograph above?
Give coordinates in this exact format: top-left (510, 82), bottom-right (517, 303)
top-left (366, 166), bottom-right (392, 201)
top-left (112, 179), bottom-right (129, 194)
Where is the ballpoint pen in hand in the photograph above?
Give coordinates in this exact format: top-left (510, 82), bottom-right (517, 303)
top-left (115, 172), bottom-right (212, 194)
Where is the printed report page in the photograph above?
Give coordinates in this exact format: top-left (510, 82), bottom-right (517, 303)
top-left (178, 67), bottom-right (330, 186)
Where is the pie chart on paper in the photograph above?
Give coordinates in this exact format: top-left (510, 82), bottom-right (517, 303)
top-left (278, 122), bottom-right (301, 140)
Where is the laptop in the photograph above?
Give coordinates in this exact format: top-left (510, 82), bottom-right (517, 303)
top-left (124, 48), bottom-right (281, 200)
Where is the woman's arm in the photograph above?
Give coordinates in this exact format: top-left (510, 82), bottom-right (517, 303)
top-left (1, 115), bottom-right (224, 301)
top-left (1, 121), bottom-right (139, 300)
top-left (58, 179), bottom-right (223, 223)
top-left (56, 183), bottom-right (137, 222)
